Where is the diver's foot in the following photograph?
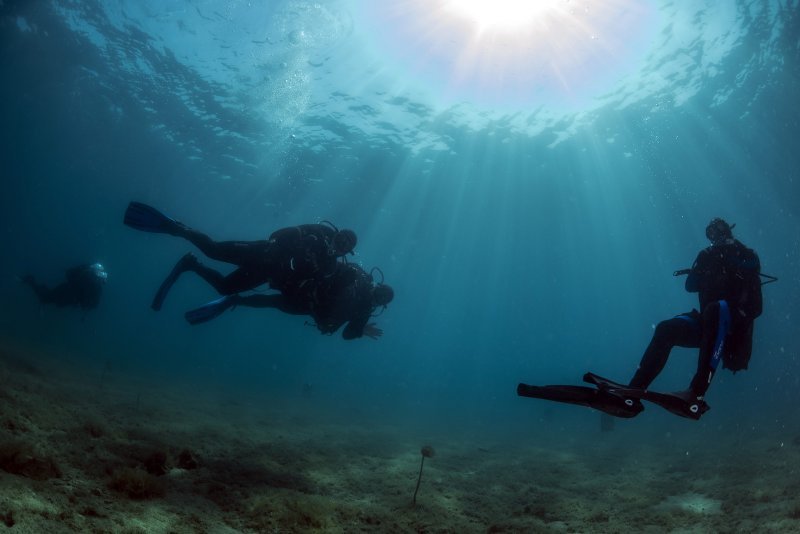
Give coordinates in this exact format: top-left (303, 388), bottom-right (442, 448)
top-left (627, 398), bottom-right (644, 412)
top-left (671, 389), bottom-right (709, 419)
top-left (177, 252), bottom-right (199, 269)
top-left (672, 388), bottom-right (703, 403)
top-left (151, 253), bottom-right (198, 311)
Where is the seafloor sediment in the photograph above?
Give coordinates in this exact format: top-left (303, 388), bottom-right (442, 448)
top-left (2, 343), bottom-right (800, 533)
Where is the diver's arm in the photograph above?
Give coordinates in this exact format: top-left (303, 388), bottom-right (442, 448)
top-left (362, 323), bottom-right (383, 339)
top-left (685, 251), bottom-right (708, 293)
top-left (342, 312), bottom-right (371, 340)
top-left (737, 251), bottom-right (763, 320)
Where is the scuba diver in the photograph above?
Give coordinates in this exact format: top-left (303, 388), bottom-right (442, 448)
top-left (627, 217), bottom-right (763, 405)
top-left (518, 218), bottom-right (770, 420)
top-left (184, 262), bottom-right (395, 340)
top-left (122, 201), bottom-right (357, 310)
top-left (21, 263), bottom-right (108, 310)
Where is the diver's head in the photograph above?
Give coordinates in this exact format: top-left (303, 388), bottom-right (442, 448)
top-left (705, 218), bottom-right (735, 245)
top-left (372, 283), bottom-right (394, 307)
top-left (90, 262), bottom-right (108, 282)
top-left (333, 229), bottom-right (357, 256)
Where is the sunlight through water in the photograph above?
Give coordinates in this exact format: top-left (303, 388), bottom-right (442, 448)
top-left (445, 0), bottom-right (564, 32)
top-left (357, 0), bottom-right (659, 111)
top-left (48, 0), bottom-right (794, 154)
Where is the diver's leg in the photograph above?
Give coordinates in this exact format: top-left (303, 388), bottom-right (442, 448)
top-left (21, 276), bottom-right (77, 306)
top-left (125, 203), bottom-right (270, 266)
top-left (184, 263), bottom-right (270, 296)
top-left (236, 294), bottom-right (308, 315)
top-left (629, 314), bottom-right (702, 389)
top-left (184, 293), bottom-right (306, 327)
top-left (235, 294), bottom-right (283, 309)
top-left (21, 276), bottom-right (53, 303)
top-left (212, 263), bottom-right (269, 295)
top-left (152, 254), bottom-right (270, 310)
top-left (48, 284), bottom-right (81, 308)
top-left (689, 302), bottom-right (730, 397)
top-left (175, 226), bottom-right (270, 266)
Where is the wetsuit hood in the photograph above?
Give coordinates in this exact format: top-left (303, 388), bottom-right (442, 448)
top-left (706, 218), bottom-right (735, 245)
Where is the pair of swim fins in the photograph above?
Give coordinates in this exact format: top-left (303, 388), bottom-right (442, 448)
top-left (517, 372), bottom-right (710, 420)
top-left (123, 201), bottom-right (182, 235)
top-left (124, 201), bottom-right (234, 322)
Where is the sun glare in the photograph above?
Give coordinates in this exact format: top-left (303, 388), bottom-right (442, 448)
top-left (360, 1), bottom-right (657, 109)
top-left (445, 0), bottom-right (561, 32)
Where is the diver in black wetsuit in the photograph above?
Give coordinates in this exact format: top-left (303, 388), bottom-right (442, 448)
top-left (21, 263), bottom-right (108, 310)
top-left (154, 222), bottom-right (357, 308)
top-left (187, 262), bottom-right (395, 340)
top-left (517, 217), bottom-right (769, 420)
top-left (628, 218), bottom-right (763, 402)
top-left (122, 202), bottom-right (357, 310)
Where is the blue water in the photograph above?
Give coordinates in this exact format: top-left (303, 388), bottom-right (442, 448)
top-left (1, 0), bottom-right (798, 449)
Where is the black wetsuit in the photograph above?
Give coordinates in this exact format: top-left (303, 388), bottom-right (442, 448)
top-left (234, 263), bottom-right (378, 339)
top-left (23, 265), bottom-right (105, 310)
top-left (630, 239), bottom-right (762, 396)
top-left (171, 223), bottom-right (343, 295)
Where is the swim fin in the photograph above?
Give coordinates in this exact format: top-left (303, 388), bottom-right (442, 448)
top-left (584, 372), bottom-right (710, 420)
top-left (516, 383), bottom-right (644, 418)
top-left (185, 295), bottom-right (236, 325)
top-left (640, 389), bottom-right (710, 420)
top-left (583, 372), bottom-right (644, 397)
top-left (151, 253), bottom-right (198, 311)
top-left (123, 201), bottom-right (181, 235)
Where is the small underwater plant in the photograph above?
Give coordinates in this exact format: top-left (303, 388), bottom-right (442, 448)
top-left (177, 448), bottom-right (199, 470)
top-left (144, 450), bottom-right (168, 476)
top-left (83, 419), bottom-right (105, 438)
top-left (412, 445), bottom-right (435, 506)
top-left (109, 467), bottom-right (165, 500)
top-left (0, 439), bottom-right (61, 480)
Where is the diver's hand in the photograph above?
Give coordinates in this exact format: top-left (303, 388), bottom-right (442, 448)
top-left (363, 323), bottom-right (383, 339)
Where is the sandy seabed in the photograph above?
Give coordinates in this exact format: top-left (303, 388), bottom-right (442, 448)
top-left (2, 341), bottom-right (800, 534)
